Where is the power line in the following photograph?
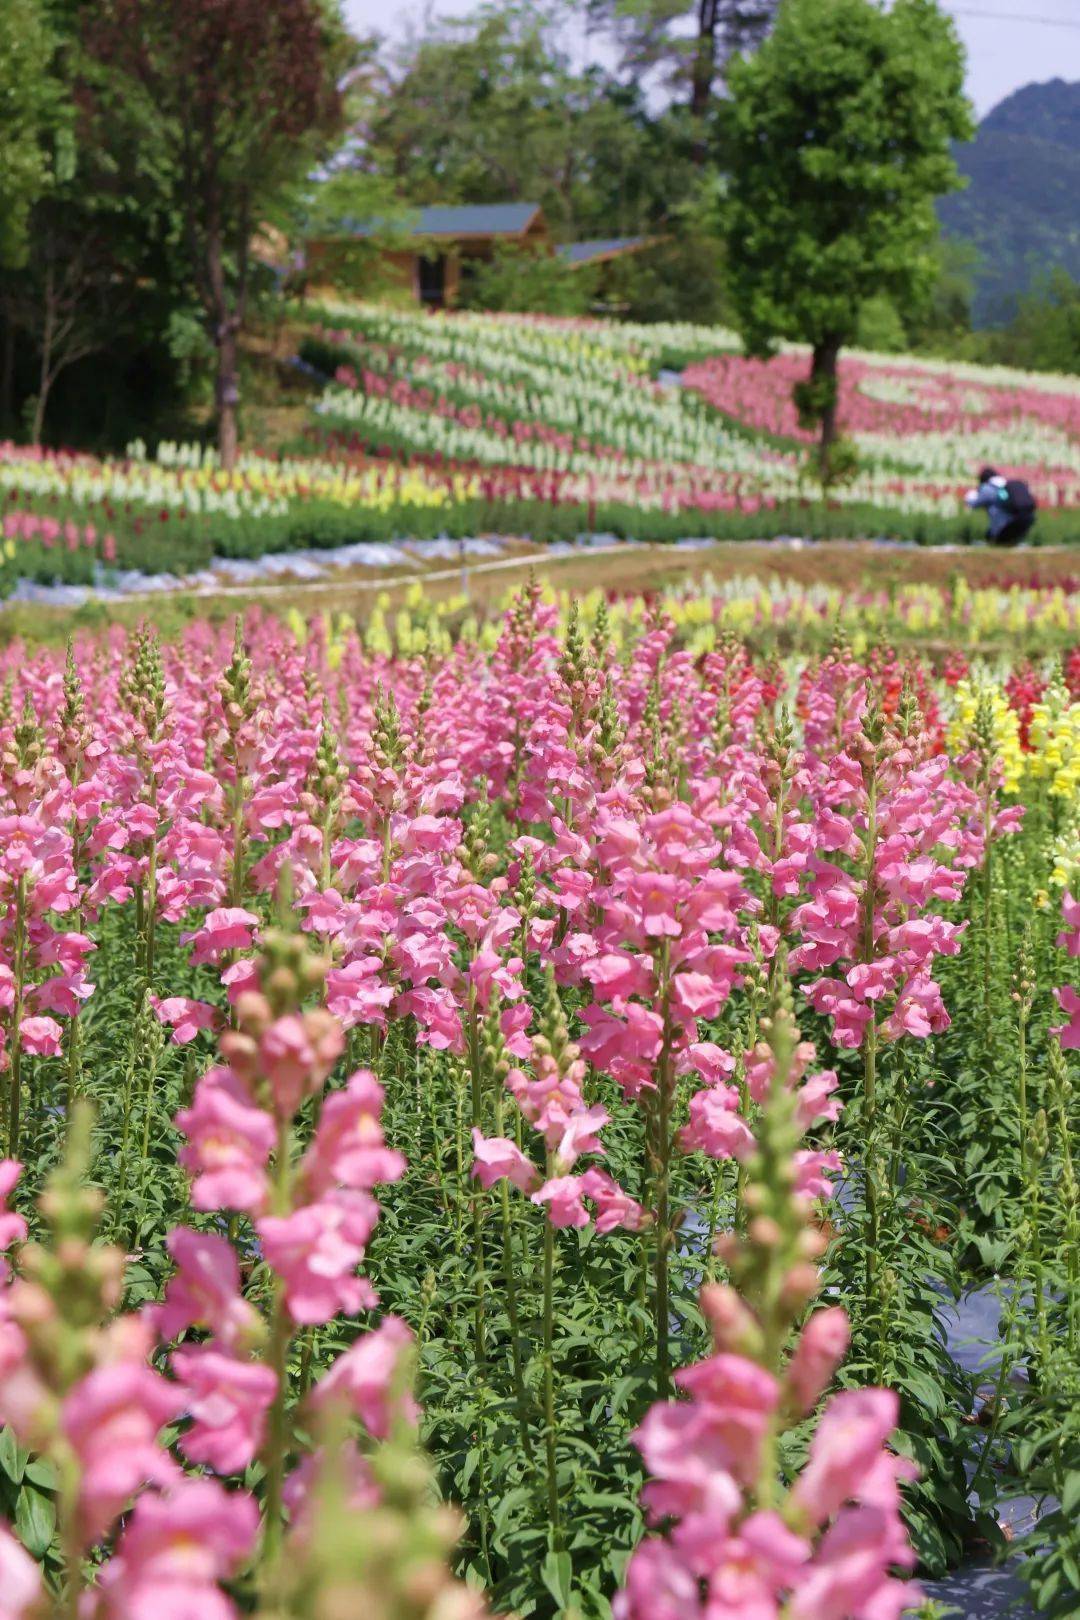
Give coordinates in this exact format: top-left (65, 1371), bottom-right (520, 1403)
top-left (948, 6), bottom-right (1080, 27)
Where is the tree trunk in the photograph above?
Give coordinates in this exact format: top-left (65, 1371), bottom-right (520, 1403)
top-left (206, 224), bottom-right (241, 470)
top-left (0, 309), bottom-right (13, 435)
top-left (32, 263), bottom-right (56, 446)
top-left (216, 321), bottom-right (240, 470)
top-left (810, 336), bottom-right (841, 472)
top-left (690, 0), bottom-right (719, 163)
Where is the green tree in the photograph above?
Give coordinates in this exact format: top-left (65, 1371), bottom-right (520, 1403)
top-left (722, 0), bottom-right (973, 478)
top-left (367, 2), bottom-right (670, 240)
top-left (993, 269), bottom-right (1080, 376)
top-left (82, 0), bottom-right (352, 467)
top-left (461, 242), bottom-right (594, 315)
top-left (0, 0), bottom-right (59, 269)
top-left (903, 236), bottom-right (980, 353)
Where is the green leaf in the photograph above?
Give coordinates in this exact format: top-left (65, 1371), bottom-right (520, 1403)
top-left (23, 1457), bottom-right (57, 1491)
top-left (1061, 1471), bottom-right (1080, 1518)
top-left (0, 1426), bottom-right (23, 1485)
top-left (15, 1486), bottom-right (56, 1560)
top-left (541, 1548), bottom-right (574, 1611)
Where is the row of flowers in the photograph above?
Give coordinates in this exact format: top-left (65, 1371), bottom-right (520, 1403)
top-left (307, 302), bottom-right (1080, 511)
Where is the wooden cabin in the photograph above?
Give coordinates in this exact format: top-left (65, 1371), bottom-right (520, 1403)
top-left (308, 202), bottom-right (551, 309)
top-left (306, 203), bottom-right (656, 309)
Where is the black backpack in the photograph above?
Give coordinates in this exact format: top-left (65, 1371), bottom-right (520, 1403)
top-left (1004, 478), bottom-right (1037, 516)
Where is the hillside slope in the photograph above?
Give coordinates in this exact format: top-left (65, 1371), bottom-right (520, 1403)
top-left (939, 78), bottom-right (1080, 326)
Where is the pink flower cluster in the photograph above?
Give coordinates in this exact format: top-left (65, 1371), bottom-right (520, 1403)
top-left (2, 510), bottom-right (107, 554)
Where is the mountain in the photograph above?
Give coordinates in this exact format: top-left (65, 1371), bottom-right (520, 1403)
top-left (939, 78), bottom-right (1080, 327)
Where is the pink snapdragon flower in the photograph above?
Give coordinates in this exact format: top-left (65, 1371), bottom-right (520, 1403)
top-left (310, 1315), bottom-right (417, 1439)
top-left (61, 1362), bottom-right (182, 1543)
top-left (1054, 892), bottom-right (1080, 1047)
top-left (176, 1069), bottom-right (275, 1214)
top-left (0, 1523), bottom-right (40, 1620)
top-left (470, 1130), bottom-right (541, 1193)
top-left (171, 1345), bottom-right (277, 1475)
top-left (181, 906), bottom-right (260, 965)
top-left (257, 1191), bottom-right (380, 1325)
top-left (153, 1227), bottom-right (262, 1351)
top-left (0, 1162), bottom-right (27, 1257)
top-left (88, 1478), bottom-right (258, 1620)
top-left (532, 1175), bottom-right (590, 1228)
top-left (579, 1168), bottom-right (646, 1233)
top-left (300, 1069), bottom-right (406, 1196)
top-left (150, 994), bottom-right (219, 1045)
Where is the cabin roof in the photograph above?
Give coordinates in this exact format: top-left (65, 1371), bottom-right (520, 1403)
top-left (342, 203), bottom-right (544, 240)
top-left (557, 237), bottom-right (652, 267)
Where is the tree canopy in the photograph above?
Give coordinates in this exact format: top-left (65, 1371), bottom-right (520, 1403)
top-left (81, 0), bottom-right (352, 465)
top-left (0, 0), bottom-right (62, 269)
top-left (364, 1), bottom-right (683, 241)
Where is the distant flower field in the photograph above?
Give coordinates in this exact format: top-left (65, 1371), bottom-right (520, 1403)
top-left (4, 306), bottom-right (1080, 591)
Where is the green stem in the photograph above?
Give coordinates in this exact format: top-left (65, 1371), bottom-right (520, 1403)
top-left (467, 991), bottom-right (487, 1373)
top-left (261, 1286), bottom-right (291, 1569)
top-left (653, 941), bottom-right (675, 1398)
top-left (495, 1087), bottom-right (534, 1461)
top-left (861, 769), bottom-right (880, 1308)
top-left (981, 788), bottom-right (993, 1029)
top-left (231, 778), bottom-right (247, 907)
top-left (542, 1205), bottom-right (561, 1545)
top-left (116, 1048), bottom-right (138, 1232)
top-left (636, 1099), bottom-right (653, 1349)
top-left (734, 1048), bottom-right (750, 1236)
top-left (64, 847), bottom-right (85, 1108)
top-left (58, 1456), bottom-right (84, 1620)
top-left (1017, 1005), bottom-right (1028, 1189)
top-left (967, 1279), bottom-right (1023, 1503)
top-left (132, 1043), bottom-right (160, 1244)
top-left (864, 1012), bottom-right (879, 1307)
top-left (260, 1123), bottom-right (294, 1577)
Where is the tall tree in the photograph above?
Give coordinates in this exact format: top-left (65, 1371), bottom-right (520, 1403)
top-left (365, 2), bottom-right (668, 240)
top-left (83, 0), bottom-right (350, 466)
top-left (587, 0), bottom-right (776, 160)
top-left (0, 0), bottom-right (60, 269)
top-left (722, 0), bottom-right (972, 477)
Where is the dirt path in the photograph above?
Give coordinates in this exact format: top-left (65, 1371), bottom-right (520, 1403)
top-left (5, 538), bottom-right (1078, 643)
top-left (110, 541), bottom-right (633, 606)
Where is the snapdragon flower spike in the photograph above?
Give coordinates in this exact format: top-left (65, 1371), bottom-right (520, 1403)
top-left (1053, 890), bottom-right (1080, 1048)
top-left (472, 968), bottom-right (643, 1233)
top-left (0, 923), bottom-right (477, 1620)
top-left (86, 1477), bottom-right (259, 1620)
top-left (791, 688), bottom-right (993, 1049)
top-left (0, 695), bottom-right (85, 1131)
top-left (0, 1111), bottom-right (185, 1567)
top-left (615, 996), bottom-right (918, 1620)
top-left (172, 934), bottom-right (405, 1357)
top-left (576, 799), bottom-right (752, 1099)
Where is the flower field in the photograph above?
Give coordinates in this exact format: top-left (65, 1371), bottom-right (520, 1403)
top-left (0, 581), bottom-right (1078, 1619)
top-left (6, 307), bottom-right (1080, 596)
top-left (300, 302), bottom-right (1080, 533)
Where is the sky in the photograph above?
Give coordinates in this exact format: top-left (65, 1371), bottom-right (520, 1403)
top-left (342, 0), bottom-right (1080, 118)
